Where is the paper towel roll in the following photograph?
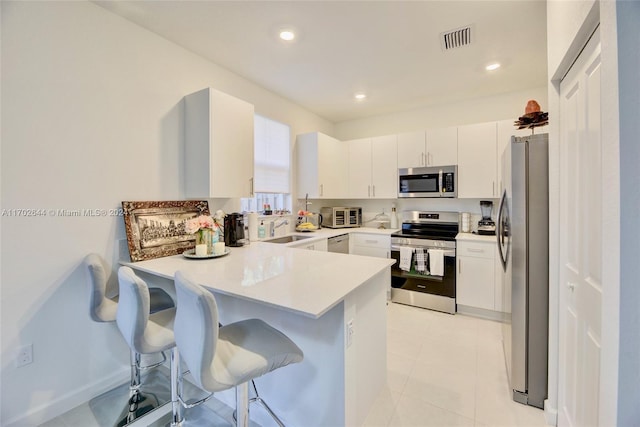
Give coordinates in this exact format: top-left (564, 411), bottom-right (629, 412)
top-left (248, 212), bottom-right (258, 241)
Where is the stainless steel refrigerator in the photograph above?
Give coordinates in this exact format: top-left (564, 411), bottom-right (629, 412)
top-left (497, 133), bottom-right (549, 409)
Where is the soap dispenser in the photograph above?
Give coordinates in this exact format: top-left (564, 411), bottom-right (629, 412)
top-left (258, 220), bottom-right (266, 239)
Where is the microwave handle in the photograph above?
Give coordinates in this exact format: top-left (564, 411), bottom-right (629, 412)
top-left (439, 169), bottom-right (443, 194)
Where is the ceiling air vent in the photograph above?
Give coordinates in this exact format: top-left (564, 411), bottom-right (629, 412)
top-left (440, 25), bottom-right (473, 51)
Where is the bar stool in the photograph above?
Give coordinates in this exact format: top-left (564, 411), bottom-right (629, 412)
top-left (116, 266), bottom-right (178, 424)
top-left (172, 270), bottom-right (304, 427)
top-left (84, 254), bottom-right (175, 425)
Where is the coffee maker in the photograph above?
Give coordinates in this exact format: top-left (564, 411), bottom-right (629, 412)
top-left (224, 213), bottom-right (246, 247)
top-left (477, 200), bottom-right (496, 235)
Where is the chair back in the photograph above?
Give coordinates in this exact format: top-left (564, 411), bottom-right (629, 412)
top-left (116, 267), bottom-right (151, 354)
top-left (173, 270), bottom-right (220, 391)
top-left (84, 253), bottom-right (117, 322)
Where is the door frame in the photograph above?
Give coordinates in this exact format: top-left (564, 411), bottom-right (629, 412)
top-left (547, 1), bottom-right (622, 425)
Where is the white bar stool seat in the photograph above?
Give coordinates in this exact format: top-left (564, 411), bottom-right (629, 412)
top-left (172, 270), bottom-right (303, 427)
top-left (84, 254), bottom-right (175, 426)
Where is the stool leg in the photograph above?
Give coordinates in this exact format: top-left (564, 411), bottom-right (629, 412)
top-left (170, 347), bottom-right (183, 426)
top-left (130, 350), bottom-right (141, 392)
top-left (236, 382), bottom-right (249, 427)
top-left (250, 381), bottom-right (285, 427)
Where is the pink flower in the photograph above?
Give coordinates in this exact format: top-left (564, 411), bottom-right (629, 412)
top-left (185, 215), bottom-right (216, 234)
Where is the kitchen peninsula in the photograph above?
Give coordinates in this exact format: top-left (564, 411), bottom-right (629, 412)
top-left (121, 241), bottom-right (394, 426)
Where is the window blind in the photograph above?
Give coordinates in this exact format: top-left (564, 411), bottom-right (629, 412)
top-left (253, 114), bottom-right (290, 193)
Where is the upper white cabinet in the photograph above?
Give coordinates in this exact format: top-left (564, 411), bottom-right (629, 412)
top-left (347, 135), bottom-right (397, 199)
top-left (496, 119), bottom-right (533, 195)
top-left (296, 132), bottom-right (348, 199)
top-left (457, 122), bottom-right (498, 198)
top-left (426, 127), bottom-right (458, 166)
top-left (397, 131), bottom-right (426, 168)
top-left (185, 88), bottom-right (254, 198)
top-left (397, 127), bottom-right (457, 168)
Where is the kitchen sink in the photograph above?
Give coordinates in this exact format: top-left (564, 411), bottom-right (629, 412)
top-left (263, 235), bottom-right (312, 244)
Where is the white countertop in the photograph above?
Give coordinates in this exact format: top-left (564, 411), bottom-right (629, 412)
top-left (122, 241), bottom-right (394, 319)
top-left (455, 232), bottom-right (497, 242)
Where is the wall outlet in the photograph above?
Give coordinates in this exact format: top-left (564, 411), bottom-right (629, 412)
top-left (346, 320), bottom-right (354, 348)
top-left (16, 344), bottom-right (33, 367)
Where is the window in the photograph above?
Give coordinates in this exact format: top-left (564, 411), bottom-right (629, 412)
top-left (241, 115), bottom-right (291, 213)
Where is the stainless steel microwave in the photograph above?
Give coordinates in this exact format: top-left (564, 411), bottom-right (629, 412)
top-left (398, 165), bottom-right (457, 198)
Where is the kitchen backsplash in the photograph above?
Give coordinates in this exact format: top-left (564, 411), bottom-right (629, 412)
top-left (298, 198), bottom-right (498, 232)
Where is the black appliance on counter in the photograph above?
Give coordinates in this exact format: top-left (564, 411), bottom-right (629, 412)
top-left (390, 211), bottom-right (458, 314)
top-left (224, 213), bottom-right (246, 247)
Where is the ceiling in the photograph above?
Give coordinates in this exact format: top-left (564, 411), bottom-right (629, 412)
top-left (95, 1), bottom-right (548, 123)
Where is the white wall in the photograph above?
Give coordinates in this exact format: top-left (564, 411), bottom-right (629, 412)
top-left (0, 2), bottom-right (332, 425)
top-left (333, 86), bottom-right (548, 141)
top-left (611, 2), bottom-right (640, 423)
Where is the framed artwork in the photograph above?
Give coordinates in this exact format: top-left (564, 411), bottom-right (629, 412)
top-left (122, 200), bottom-right (210, 262)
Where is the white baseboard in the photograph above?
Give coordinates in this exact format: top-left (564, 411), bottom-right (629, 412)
top-left (456, 304), bottom-right (509, 322)
top-left (4, 367), bottom-right (129, 427)
top-left (544, 399), bottom-right (558, 426)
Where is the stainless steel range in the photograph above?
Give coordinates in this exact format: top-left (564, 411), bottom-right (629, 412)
top-left (390, 211), bottom-right (458, 314)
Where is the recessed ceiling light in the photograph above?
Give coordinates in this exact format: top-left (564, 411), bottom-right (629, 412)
top-left (354, 93), bottom-right (367, 100)
top-left (486, 63), bottom-right (501, 71)
top-left (279, 30), bottom-right (295, 41)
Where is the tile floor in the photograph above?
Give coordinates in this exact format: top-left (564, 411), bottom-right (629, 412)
top-left (364, 302), bottom-right (548, 427)
top-left (41, 302), bottom-right (548, 427)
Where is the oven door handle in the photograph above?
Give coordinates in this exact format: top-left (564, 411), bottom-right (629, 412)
top-left (391, 245), bottom-right (456, 257)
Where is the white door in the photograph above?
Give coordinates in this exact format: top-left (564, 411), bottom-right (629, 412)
top-left (558, 28), bottom-right (602, 427)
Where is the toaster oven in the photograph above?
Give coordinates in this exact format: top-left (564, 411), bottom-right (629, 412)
top-left (320, 207), bottom-right (362, 228)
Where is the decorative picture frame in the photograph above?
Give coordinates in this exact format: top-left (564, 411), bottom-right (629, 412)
top-left (122, 200), bottom-right (210, 262)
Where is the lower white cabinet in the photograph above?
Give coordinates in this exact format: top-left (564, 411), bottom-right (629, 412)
top-left (291, 238), bottom-right (328, 252)
top-left (349, 233), bottom-right (390, 258)
top-left (456, 239), bottom-right (496, 311)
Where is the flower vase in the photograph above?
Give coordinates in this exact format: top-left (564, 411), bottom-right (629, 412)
top-left (195, 228), bottom-right (213, 255)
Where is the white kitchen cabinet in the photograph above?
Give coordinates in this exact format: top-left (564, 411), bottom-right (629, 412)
top-left (291, 238), bottom-right (328, 252)
top-left (296, 132), bottom-right (348, 199)
top-left (496, 119), bottom-right (533, 195)
top-left (426, 126), bottom-right (458, 166)
top-left (456, 239), bottom-right (495, 311)
top-left (349, 233), bottom-right (390, 258)
top-left (397, 127), bottom-right (457, 168)
top-left (397, 131), bottom-right (426, 168)
top-left (184, 87), bottom-right (254, 198)
top-left (457, 122), bottom-right (498, 198)
top-left (347, 135), bottom-right (397, 199)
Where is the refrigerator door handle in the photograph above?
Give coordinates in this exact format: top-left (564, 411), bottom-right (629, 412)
top-left (497, 189), bottom-right (508, 270)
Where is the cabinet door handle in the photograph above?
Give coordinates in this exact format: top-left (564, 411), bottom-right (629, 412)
top-left (365, 240), bottom-right (378, 244)
top-left (467, 248), bottom-right (484, 253)
top-left (458, 259), bottom-right (462, 274)
top-left (427, 152), bottom-right (431, 166)
top-left (493, 181), bottom-right (495, 196)
top-left (249, 177), bottom-right (254, 196)
top-left (320, 184), bottom-right (324, 197)
top-left (421, 152), bottom-right (425, 166)
top-left (368, 185), bottom-right (371, 197)
top-left (372, 185), bottom-right (376, 197)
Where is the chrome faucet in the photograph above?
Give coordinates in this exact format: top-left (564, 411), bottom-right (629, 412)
top-left (270, 219), bottom-right (289, 237)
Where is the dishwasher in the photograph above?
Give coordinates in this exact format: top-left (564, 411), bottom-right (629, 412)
top-left (327, 234), bottom-right (349, 254)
